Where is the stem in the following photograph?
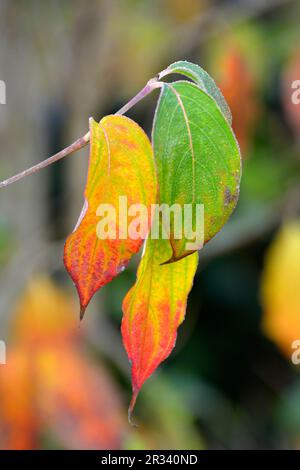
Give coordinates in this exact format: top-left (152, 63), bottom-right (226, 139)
top-left (115, 78), bottom-right (162, 116)
top-left (0, 132), bottom-right (90, 189)
top-left (0, 78), bottom-right (162, 189)
top-left (157, 68), bottom-right (171, 80)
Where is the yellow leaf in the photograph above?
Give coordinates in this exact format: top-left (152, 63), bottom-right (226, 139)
top-left (12, 276), bottom-right (76, 346)
top-left (261, 221), bottom-right (300, 356)
top-left (64, 116), bottom-right (157, 319)
top-left (122, 237), bottom-right (198, 418)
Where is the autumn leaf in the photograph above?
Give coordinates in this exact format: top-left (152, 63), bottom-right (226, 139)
top-left (122, 236), bottom-right (198, 420)
top-left (152, 80), bottom-right (241, 262)
top-left (218, 46), bottom-right (259, 154)
top-left (0, 276), bottom-right (126, 449)
top-left (37, 347), bottom-right (125, 450)
top-left (12, 276), bottom-right (76, 347)
top-left (121, 72), bottom-right (240, 415)
top-left (64, 116), bottom-right (157, 319)
top-left (0, 350), bottom-right (38, 450)
top-left (261, 221), bottom-right (300, 357)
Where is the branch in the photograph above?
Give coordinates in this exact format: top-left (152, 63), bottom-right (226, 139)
top-left (0, 78), bottom-right (162, 189)
top-left (0, 132), bottom-right (90, 189)
top-left (115, 77), bottom-right (162, 115)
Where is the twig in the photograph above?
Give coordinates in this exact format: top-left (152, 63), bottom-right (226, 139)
top-left (115, 77), bottom-right (162, 116)
top-left (0, 132), bottom-right (90, 189)
top-left (0, 78), bottom-right (162, 189)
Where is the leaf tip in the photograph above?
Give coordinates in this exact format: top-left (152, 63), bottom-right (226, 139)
top-left (128, 389), bottom-right (139, 427)
top-left (80, 305), bottom-right (86, 321)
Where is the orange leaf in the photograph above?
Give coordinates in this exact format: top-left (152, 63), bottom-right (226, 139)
top-left (0, 349), bottom-right (38, 450)
top-left (64, 116), bottom-right (157, 319)
top-left (261, 221), bottom-right (300, 357)
top-left (0, 276), bottom-right (126, 449)
top-left (218, 45), bottom-right (258, 154)
top-left (37, 347), bottom-right (126, 450)
top-left (12, 276), bottom-right (76, 347)
top-left (121, 237), bottom-right (198, 420)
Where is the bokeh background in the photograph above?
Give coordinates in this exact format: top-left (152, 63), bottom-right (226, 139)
top-left (1, 0), bottom-right (300, 450)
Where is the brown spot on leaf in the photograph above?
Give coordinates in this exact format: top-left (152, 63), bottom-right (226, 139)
top-left (224, 186), bottom-right (238, 207)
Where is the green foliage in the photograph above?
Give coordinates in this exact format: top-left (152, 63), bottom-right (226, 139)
top-left (153, 80), bottom-right (241, 260)
top-left (165, 60), bottom-right (232, 123)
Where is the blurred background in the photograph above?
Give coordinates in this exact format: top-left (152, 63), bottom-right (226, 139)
top-left (0, 0), bottom-right (300, 450)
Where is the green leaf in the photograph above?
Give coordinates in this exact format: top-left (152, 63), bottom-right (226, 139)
top-left (152, 80), bottom-right (241, 262)
top-left (162, 60), bottom-right (232, 124)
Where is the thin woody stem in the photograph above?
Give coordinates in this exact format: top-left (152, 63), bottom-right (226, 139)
top-left (0, 78), bottom-right (163, 189)
top-left (0, 132), bottom-right (90, 189)
top-left (115, 77), bottom-right (162, 116)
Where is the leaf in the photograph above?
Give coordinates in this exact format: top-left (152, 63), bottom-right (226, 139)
top-left (0, 350), bottom-right (37, 450)
top-left (122, 236), bottom-right (198, 419)
top-left (152, 80), bottom-right (241, 262)
top-left (261, 221), bottom-right (300, 357)
top-left (64, 116), bottom-right (157, 319)
top-left (12, 276), bottom-right (76, 346)
top-left (0, 276), bottom-right (126, 450)
top-left (217, 46), bottom-right (259, 154)
top-left (37, 348), bottom-right (126, 450)
top-left (162, 60), bottom-right (232, 124)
